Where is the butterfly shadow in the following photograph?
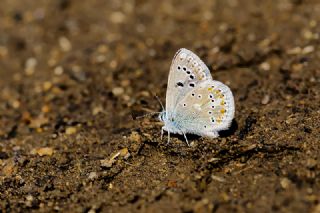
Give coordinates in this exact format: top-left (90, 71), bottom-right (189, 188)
top-left (218, 119), bottom-right (238, 137)
top-left (165, 119), bottom-right (238, 144)
top-left (175, 133), bottom-right (201, 143)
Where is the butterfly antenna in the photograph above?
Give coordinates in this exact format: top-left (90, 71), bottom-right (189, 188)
top-left (134, 111), bottom-right (161, 120)
top-left (133, 93), bottom-right (164, 120)
top-left (154, 94), bottom-right (165, 111)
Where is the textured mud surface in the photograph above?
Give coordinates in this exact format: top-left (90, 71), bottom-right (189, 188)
top-left (0, 0), bottom-right (320, 212)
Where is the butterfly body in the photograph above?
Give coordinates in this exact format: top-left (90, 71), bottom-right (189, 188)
top-left (159, 111), bottom-right (184, 135)
top-left (160, 48), bottom-right (235, 145)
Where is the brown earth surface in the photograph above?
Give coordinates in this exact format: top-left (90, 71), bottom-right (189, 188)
top-left (0, 0), bottom-right (320, 212)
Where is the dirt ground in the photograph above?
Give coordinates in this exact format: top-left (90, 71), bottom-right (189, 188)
top-left (0, 0), bottom-right (319, 212)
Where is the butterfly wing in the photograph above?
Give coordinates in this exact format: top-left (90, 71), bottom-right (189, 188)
top-left (166, 48), bottom-right (212, 119)
top-left (173, 79), bottom-right (235, 138)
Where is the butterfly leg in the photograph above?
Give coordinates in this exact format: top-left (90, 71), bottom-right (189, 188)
top-left (161, 127), bottom-right (164, 140)
top-left (166, 131), bottom-right (171, 145)
top-left (182, 132), bottom-right (190, 147)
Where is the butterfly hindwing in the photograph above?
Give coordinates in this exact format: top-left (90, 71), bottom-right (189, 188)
top-left (173, 80), bottom-right (235, 137)
top-left (166, 48), bottom-right (212, 119)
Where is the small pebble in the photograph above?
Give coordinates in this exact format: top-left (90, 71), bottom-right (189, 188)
top-left (112, 87), bottom-right (124, 96)
top-left (25, 57), bottom-right (37, 75)
top-left (292, 63), bottom-right (303, 72)
top-left (29, 116), bottom-right (49, 128)
top-left (167, 180), bottom-right (177, 188)
top-left (280, 177), bottom-right (291, 189)
top-left (92, 106), bottom-right (104, 115)
top-left (95, 55), bottom-right (106, 63)
top-left (303, 30), bottom-right (314, 40)
top-left (2, 159), bottom-right (16, 176)
top-left (41, 105), bottom-right (50, 113)
top-left (54, 66), bottom-right (64, 75)
top-left (100, 158), bottom-right (114, 168)
top-left (59, 36), bottom-right (72, 52)
top-left (302, 45), bottom-right (314, 54)
top-left (211, 175), bottom-right (226, 182)
top-left (88, 208), bottom-right (96, 213)
top-left (119, 148), bottom-right (130, 159)
top-left (65, 127), bottom-right (77, 135)
top-left (25, 195), bottom-right (34, 207)
top-left (43, 81), bottom-right (53, 91)
top-left (31, 147), bottom-right (54, 156)
top-left (109, 60), bottom-right (118, 69)
top-left (97, 44), bottom-right (108, 53)
top-left (110, 11), bottom-right (126, 24)
top-left (120, 79), bottom-right (130, 87)
top-left (287, 47), bottom-right (301, 55)
top-left (259, 62), bottom-right (271, 71)
top-left (100, 148), bottom-right (130, 168)
top-left (88, 172), bottom-right (98, 180)
top-left (11, 100), bottom-right (20, 109)
top-left (261, 95), bottom-right (270, 105)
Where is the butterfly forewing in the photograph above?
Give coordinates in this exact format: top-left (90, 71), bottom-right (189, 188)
top-left (166, 48), bottom-right (212, 118)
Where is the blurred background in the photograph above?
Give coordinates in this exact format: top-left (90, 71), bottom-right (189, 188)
top-left (0, 0), bottom-right (319, 212)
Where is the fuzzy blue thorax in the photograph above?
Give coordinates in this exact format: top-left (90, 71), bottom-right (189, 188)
top-left (159, 111), bottom-right (183, 135)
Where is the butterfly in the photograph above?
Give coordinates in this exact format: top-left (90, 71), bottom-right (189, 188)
top-left (158, 48), bottom-right (235, 146)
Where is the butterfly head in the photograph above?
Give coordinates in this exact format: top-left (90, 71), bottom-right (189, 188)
top-left (158, 111), bottom-right (167, 122)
